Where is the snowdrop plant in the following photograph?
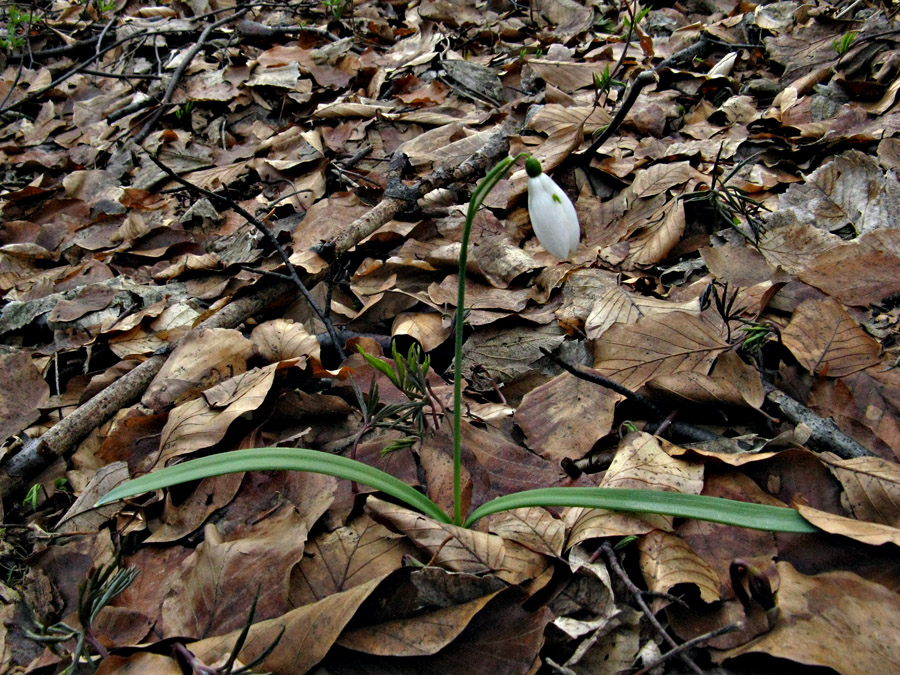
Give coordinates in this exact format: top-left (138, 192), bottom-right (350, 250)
top-left (98, 154), bottom-right (818, 537)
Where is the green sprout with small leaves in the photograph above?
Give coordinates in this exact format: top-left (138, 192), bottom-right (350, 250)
top-left (24, 558), bottom-right (137, 674)
top-left (679, 144), bottom-right (769, 243)
top-left (623, 6), bottom-right (650, 30)
top-left (833, 31), bottom-right (857, 56)
top-left (22, 484), bottom-right (40, 512)
top-left (321, 0), bottom-right (352, 20)
top-left (593, 64), bottom-right (625, 96)
top-left (174, 100), bottom-right (194, 120)
top-left (0, 5), bottom-right (35, 51)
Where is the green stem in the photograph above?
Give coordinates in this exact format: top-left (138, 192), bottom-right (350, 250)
top-left (453, 153), bottom-right (528, 525)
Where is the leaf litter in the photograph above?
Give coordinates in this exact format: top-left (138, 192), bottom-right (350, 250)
top-left (2, 0), bottom-right (900, 673)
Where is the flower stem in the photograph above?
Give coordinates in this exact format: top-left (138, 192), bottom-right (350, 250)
top-left (453, 153), bottom-right (528, 525)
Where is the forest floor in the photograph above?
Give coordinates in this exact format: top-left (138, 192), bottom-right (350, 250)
top-left (2, 0), bottom-right (900, 673)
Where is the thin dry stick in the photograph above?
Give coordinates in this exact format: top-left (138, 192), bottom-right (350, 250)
top-left (0, 125), bottom-right (515, 501)
top-left (633, 622), bottom-right (740, 675)
top-left (145, 153), bottom-right (346, 361)
top-left (600, 541), bottom-right (704, 675)
top-left (539, 348), bottom-right (718, 443)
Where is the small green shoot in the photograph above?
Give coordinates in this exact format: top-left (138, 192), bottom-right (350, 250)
top-left (321, 0), bottom-right (352, 20)
top-left (174, 100), bottom-right (194, 120)
top-left (833, 31), bottom-right (857, 56)
top-left (0, 6), bottom-right (35, 51)
top-left (679, 143), bottom-right (769, 243)
top-left (623, 6), bottom-right (650, 31)
top-left (593, 64), bottom-right (625, 96)
top-left (740, 322), bottom-right (774, 354)
top-left (22, 484), bottom-right (40, 511)
top-left (23, 558), bottom-right (137, 674)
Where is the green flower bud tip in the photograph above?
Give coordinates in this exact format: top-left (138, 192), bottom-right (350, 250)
top-left (524, 156), bottom-right (543, 178)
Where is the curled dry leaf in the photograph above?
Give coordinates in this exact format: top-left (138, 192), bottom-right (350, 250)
top-left (567, 433), bottom-right (704, 547)
top-left (818, 452), bottom-right (900, 527)
top-left (142, 328), bottom-right (254, 409)
top-left (156, 363), bottom-right (279, 465)
top-left (250, 318), bottom-right (321, 366)
top-left (638, 530), bottom-right (721, 603)
top-left (714, 561), bottom-right (900, 673)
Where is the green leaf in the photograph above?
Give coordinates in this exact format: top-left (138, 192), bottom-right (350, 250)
top-left (463, 488), bottom-right (820, 533)
top-left (357, 346), bottom-right (401, 389)
top-left (95, 447), bottom-right (451, 524)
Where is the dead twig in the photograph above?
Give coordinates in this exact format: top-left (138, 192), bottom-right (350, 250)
top-left (600, 541), bottom-right (704, 675)
top-left (539, 348), bottom-right (718, 443)
top-left (633, 622), bottom-right (740, 675)
top-left (763, 382), bottom-right (875, 459)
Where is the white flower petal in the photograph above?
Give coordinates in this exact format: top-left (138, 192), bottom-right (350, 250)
top-left (527, 173), bottom-right (580, 259)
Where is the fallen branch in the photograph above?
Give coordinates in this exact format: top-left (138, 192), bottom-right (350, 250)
top-left (763, 382), bottom-right (875, 459)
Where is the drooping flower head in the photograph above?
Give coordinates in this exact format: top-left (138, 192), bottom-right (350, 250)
top-left (525, 156), bottom-right (580, 259)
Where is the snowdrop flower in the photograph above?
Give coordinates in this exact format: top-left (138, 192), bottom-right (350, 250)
top-left (525, 156), bottom-right (580, 259)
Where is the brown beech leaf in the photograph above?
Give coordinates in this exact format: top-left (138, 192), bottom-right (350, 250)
top-left (818, 453), bottom-right (900, 527)
top-left (336, 589), bottom-right (503, 656)
top-left (95, 653), bottom-right (183, 674)
top-left (459, 419), bottom-right (596, 504)
top-left (366, 497), bottom-right (549, 585)
top-left (366, 497), bottom-right (503, 574)
top-left (621, 197), bottom-right (686, 268)
top-left (796, 505), bottom-right (900, 546)
top-left (776, 150), bottom-right (900, 235)
top-left (188, 572), bottom-right (391, 672)
top-left (781, 297), bottom-right (881, 377)
top-left (487, 507), bottom-right (566, 558)
top-left (392, 311), bottom-right (451, 351)
top-left (144, 473), bottom-right (244, 543)
top-left (326, 584), bottom-right (552, 673)
top-left (798, 231), bottom-right (900, 306)
top-left (515, 371), bottom-right (619, 462)
top-left (715, 562), bottom-right (900, 673)
top-left (161, 515), bottom-right (308, 639)
top-left (647, 350), bottom-right (765, 409)
top-left (567, 433), bottom-right (704, 546)
top-left (459, 323), bottom-right (566, 389)
top-left (592, 311), bottom-right (729, 391)
top-left (585, 285), bottom-right (701, 340)
top-left (0, 351), bottom-right (49, 443)
top-left (638, 530), bottom-right (721, 603)
top-left (631, 161), bottom-right (693, 198)
top-left (809, 371), bottom-right (900, 461)
top-left (156, 363), bottom-right (279, 464)
top-left (288, 513), bottom-right (418, 607)
top-left (142, 328), bottom-right (254, 409)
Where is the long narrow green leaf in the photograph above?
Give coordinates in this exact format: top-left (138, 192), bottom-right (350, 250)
top-left (95, 448), bottom-right (451, 524)
top-left (463, 488), bottom-right (820, 533)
